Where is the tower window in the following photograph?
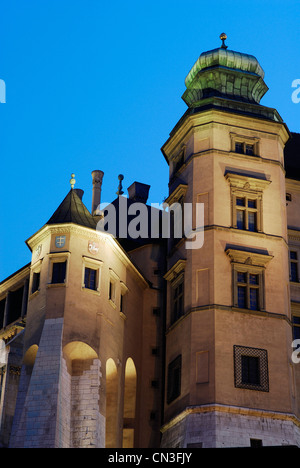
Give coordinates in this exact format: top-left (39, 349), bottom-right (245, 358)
top-left (246, 144), bottom-right (254, 155)
top-left (167, 355), bottom-right (181, 403)
top-left (234, 345), bottom-right (269, 392)
top-left (32, 271), bottom-right (40, 293)
top-left (51, 261), bottom-right (67, 284)
top-left (292, 315), bottom-right (300, 340)
top-left (290, 251), bottom-right (298, 282)
top-left (84, 267), bottom-right (97, 290)
top-left (241, 355), bottom-right (260, 385)
top-left (236, 271), bottom-right (261, 310)
top-left (250, 439), bottom-right (263, 448)
top-left (234, 140), bottom-right (257, 156)
top-left (235, 197), bottom-right (258, 232)
top-left (235, 142), bottom-right (243, 153)
top-left (171, 275), bottom-right (184, 324)
top-left (109, 280), bottom-right (116, 302)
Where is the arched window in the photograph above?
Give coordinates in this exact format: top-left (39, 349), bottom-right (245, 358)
top-left (105, 358), bottom-right (118, 448)
top-left (123, 358), bottom-right (137, 448)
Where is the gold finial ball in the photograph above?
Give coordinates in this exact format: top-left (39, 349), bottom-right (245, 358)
top-left (70, 173), bottom-right (76, 189)
top-left (220, 32), bottom-right (227, 41)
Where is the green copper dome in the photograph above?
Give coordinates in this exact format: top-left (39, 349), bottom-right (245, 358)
top-left (182, 34), bottom-right (268, 107)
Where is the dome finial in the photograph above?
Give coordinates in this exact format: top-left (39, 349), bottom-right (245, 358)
top-left (116, 174), bottom-right (124, 195)
top-left (70, 173), bottom-right (76, 189)
top-left (220, 32), bottom-right (228, 49)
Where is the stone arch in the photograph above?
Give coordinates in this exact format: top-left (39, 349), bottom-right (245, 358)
top-left (105, 358), bottom-right (118, 448)
top-left (122, 357), bottom-right (137, 448)
top-left (63, 341), bottom-right (98, 375)
top-left (62, 341), bottom-right (102, 448)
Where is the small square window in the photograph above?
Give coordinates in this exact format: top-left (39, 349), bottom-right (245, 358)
top-left (235, 142), bottom-right (243, 153)
top-left (250, 438), bottom-right (263, 448)
top-left (248, 199), bottom-right (256, 209)
top-left (236, 197), bottom-right (245, 207)
top-left (234, 345), bottom-right (269, 392)
top-left (52, 261), bottom-right (67, 284)
top-left (84, 267), bottom-right (97, 290)
top-left (32, 271), bottom-right (40, 293)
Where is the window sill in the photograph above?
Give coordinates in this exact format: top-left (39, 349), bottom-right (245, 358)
top-left (109, 299), bottom-right (117, 309)
top-left (47, 283), bottom-right (66, 288)
top-left (232, 306), bottom-right (262, 313)
top-left (290, 281), bottom-right (300, 285)
top-left (81, 286), bottom-right (100, 296)
top-left (29, 290), bottom-right (40, 300)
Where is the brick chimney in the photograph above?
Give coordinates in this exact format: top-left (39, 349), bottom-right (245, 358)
top-left (91, 170), bottom-right (104, 215)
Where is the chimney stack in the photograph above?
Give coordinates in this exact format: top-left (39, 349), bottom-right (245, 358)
top-left (91, 170), bottom-right (104, 215)
top-left (127, 182), bottom-right (150, 204)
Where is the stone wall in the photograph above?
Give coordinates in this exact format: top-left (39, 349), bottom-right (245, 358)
top-left (161, 407), bottom-right (300, 448)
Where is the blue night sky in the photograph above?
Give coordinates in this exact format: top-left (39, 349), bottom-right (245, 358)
top-left (0, 0), bottom-right (299, 280)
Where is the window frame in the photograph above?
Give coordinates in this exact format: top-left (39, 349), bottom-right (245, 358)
top-left (108, 268), bottom-right (119, 307)
top-left (292, 315), bottom-right (300, 340)
top-left (230, 133), bottom-right (260, 157)
top-left (167, 355), bottom-right (182, 404)
top-left (289, 249), bottom-right (299, 283)
top-left (234, 267), bottom-right (263, 311)
top-left (84, 267), bottom-right (98, 291)
top-left (120, 281), bottom-right (128, 318)
top-left (48, 252), bottom-right (70, 288)
top-left (81, 256), bottom-right (102, 295)
top-left (235, 195), bottom-right (259, 232)
top-left (226, 248), bottom-right (273, 312)
top-left (30, 259), bottom-right (43, 296)
top-left (234, 345), bottom-right (269, 392)
top-left (225, 172), bottom-right (271, 234)
top-left (171, 273), bottom-right (185, 324)
top-left (164, 260), bottom-right (186, 327)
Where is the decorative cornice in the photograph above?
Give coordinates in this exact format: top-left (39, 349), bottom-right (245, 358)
top-left (226, 248), bottom-right (273, 267)
top-left (288, 229), bottom-right (300, 242)
top-left (0, 264), bottom-right (30, 296)
top-left (165, 184), bottom-right (188, 205)
top-left (27, 223), bottom-right (149, 289)
top-left (164, 259), bottom-right (186, 282)
top-left (225, 172), bottom-right (271, 191)
top-left (161, 404), bottom-right (300, 433)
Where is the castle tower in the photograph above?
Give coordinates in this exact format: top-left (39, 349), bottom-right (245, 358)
top-left (7, 175), bottom-right (164, 448)
top-left (160, 35), bottom-right (299, 447)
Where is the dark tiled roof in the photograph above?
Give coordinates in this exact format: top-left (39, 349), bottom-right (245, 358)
top-left (46, 189), bottom-right (97, 229)
top-left (284, 132), bottom-right (300, 181)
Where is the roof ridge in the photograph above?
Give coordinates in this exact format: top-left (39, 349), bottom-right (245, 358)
top-left (46, 189), bottom-right (97, 229)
